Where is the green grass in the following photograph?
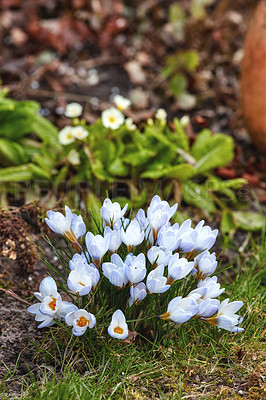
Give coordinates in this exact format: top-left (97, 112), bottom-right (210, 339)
top-left (1, 233), bottom-right (265, 400)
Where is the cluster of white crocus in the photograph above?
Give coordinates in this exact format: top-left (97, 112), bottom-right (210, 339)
top-left (28, 196), bottom-right (244, 340)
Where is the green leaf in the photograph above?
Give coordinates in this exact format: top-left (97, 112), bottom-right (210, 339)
top-left (173, 118), bottom-right (189, 151)
top-left (0, 138), bottom-right (29, 165)
top-left (221, 210), bottom-right (236, 236)
top-left (0, 164), bottom-right (33, 182)
top-left (28, 163), bottom-right (51, 179)
top-left (32, 114), bottom-right (60, 150)
top-left (164, 164), bottom-right (196, 180)
top-left (233, 211), bottom-right (266, 232)
top-left (108, 158), bottom-right (129, 177)
top-left (123, 147), bottom-right (156, 167)
top-left (194, 134), bottom-right (234, 173)
top-left (91, 159), bottom-right (114, 182)
top-left (87, 192), bottom-right (102, 234)
top-left (182, 181), bottom-right (216, 213)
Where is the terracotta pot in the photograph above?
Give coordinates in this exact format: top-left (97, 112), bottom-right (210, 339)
top-left (241, 0), bottom-right (266, 153)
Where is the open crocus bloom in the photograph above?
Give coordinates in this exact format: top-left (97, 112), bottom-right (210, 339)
top-left (65, 309), bottom-right (96, 336)
top-left (161, 296), bottom-right (199, 323)
top-left (147, 246), bottom-right (172, 267)
top-left (206, 298), bottom-right (244, 333)
top-left (147, 195), bottom-right (178, 238)
top-left (193, 220), bottom-right (218, 252)
top-left (27, 276), bottom-right (77, 328)
top-left (108, 309), bottom-right (128, 339)
top-left (194, 250), bottom-right (217, 278)
top-left (67, 264), bottom-right (93, 295)
top-left (125, 253), bottom-right (146, 284)
top-left (101, 198), bottom-right (128, 227)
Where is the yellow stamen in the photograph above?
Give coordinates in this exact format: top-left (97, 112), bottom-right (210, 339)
top-left (48, 298), bottom-right (57, 311)
top-left (77, 316), bottom-right (88, 327)
top-left (161, 311), bottom-right (171, 320)
top-left (109, 116), bottom-right (115, 123)
top-left (114, 326), bottom-right (124, 334)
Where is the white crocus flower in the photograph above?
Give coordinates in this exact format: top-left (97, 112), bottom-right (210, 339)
top-left (157, 224), bottom-right (181, 251)
top-left (125, 117), bottom-right (137, 131)
top-left (58, 126), bottom-right (75, 145)
top-left (113, 94), bottom-right (131, 111)
top-left (102, 254), bottom-right (128, 288)
top-left (194, 250), bottom-right (218, 278)
top-left (161, 296), bottom-right (199, 323)
top-left (146, 265), bottom-right (170, 294)
top-left (65, 102), bottom-right (83, 118)
top-left (129, 282), bottom-right (147, 306)
top-left (176, 220), bottom-right (197, 252)
top-left (197, 298), bottom-right (220, 318)
top-left (27, 277), bottom-right (77, 328)
top-left (193, 220), bottom-right (218, 252)
top-left (205, 298), bottom-right (244, 333)
top-left (147, 195), bottom-right (178, 238)
top-left (147, 246), bottom-right (172, 267)
top-left (101, 107), bottom-right (125, 130)
top-left (65, 309), bottom-right (96, 336)
top-left (155, 108), bottom-right (167, 122)
top-left (120, 219), bottom-right (144, 249)
top-left (72, 126), bottom-right (88, 140)
top-left (101, 198), bottom-right (128, 227)
top-left (104, 226), bottom-right (122, 253)
top-left (45, 206), bottom-right (86, 250)
top-left (197, 276), bottom-right (225, 299)
top-left (167, 254), bottom-right (194, 283)
top-left (124, 253), bottom-right (146, 284)
top-left (108, 309), bottom-right (128, 339)
top-left (69, 253), bottom-right (90, 270)
top-left (85, 232), bottom-right (111, 266)
top-left (67, 264), bottom-right (92, 295)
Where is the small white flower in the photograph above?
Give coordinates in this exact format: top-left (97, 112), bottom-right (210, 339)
top-left (101, 107), bottom-right (125, 130)
top-left (180, 115), bottom-right (190, 127)
top-left (147, 246), bottom-right (172, 267)
top-left (108, 309), bottom-right (128, 339)
top-left (102, 254), bottom-right (128, 288)
top-left (65, 309), bottom-right (96, 336)
top-left (129, 282), bottom-right (147, 306)
top-left (125, 253), bottom-right (146, 284)
top-left (65, 102), bottom-right (83, 118)
top-left (120, 219), bottom-right (144, 249)
top-left (155, 108), bottom-right (167, 122)
top-left (167, 254), bottom-right (194, 283)
top-left (146, 265), bottom-right (170, 294)
top-left (161, 296), bottom-right (199, 323)
top-left (85, 232), bottom-right (111, 266)
top-left (206, 298), bottom-right (244, 333)
top-left (72, 126), bottom-right (88, 140)
top-left (113, 94), bottom-right (131, 111)
top-left (67, 264), bottom-right (92, 295)
top-left (58, 126), bottom-right (75, 145)
top-left (101, 198), bottom-right (128, 227)
top-left (125, 117), bottom-right (137, 131)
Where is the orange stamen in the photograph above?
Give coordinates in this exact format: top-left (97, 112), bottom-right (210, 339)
top-left (48, 298), bottom-right (57, 311)
top-left (114, 326), bottom-right (124, 334)
top-left (77, 316), bottom-right (88, 327)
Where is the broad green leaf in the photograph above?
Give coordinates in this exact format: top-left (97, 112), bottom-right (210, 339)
top-left (194, 134), bottom-right (234, 173)
top-left (169, 74), bottom-right (187, 96)
top-left (140, 167), bottom-right (166, 179)
top-left (32, 114), bottom-right (60, 150)
top-left (0, 164), bottom-right (33, 182)
top-left (182, 181), bottom-right (216, 213)
top-left (108, 158), bottom-right (129, 177)
top-left (233, 211), bottom-right (266, 231)
top-left (123, 147), bottom-right (156, 166)
top-left (28, 163), bottom-right (51, 179)
top-left (191, 129), bottom-right (212, 158)
top-left (164, 164), bottom-right (196, 180)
